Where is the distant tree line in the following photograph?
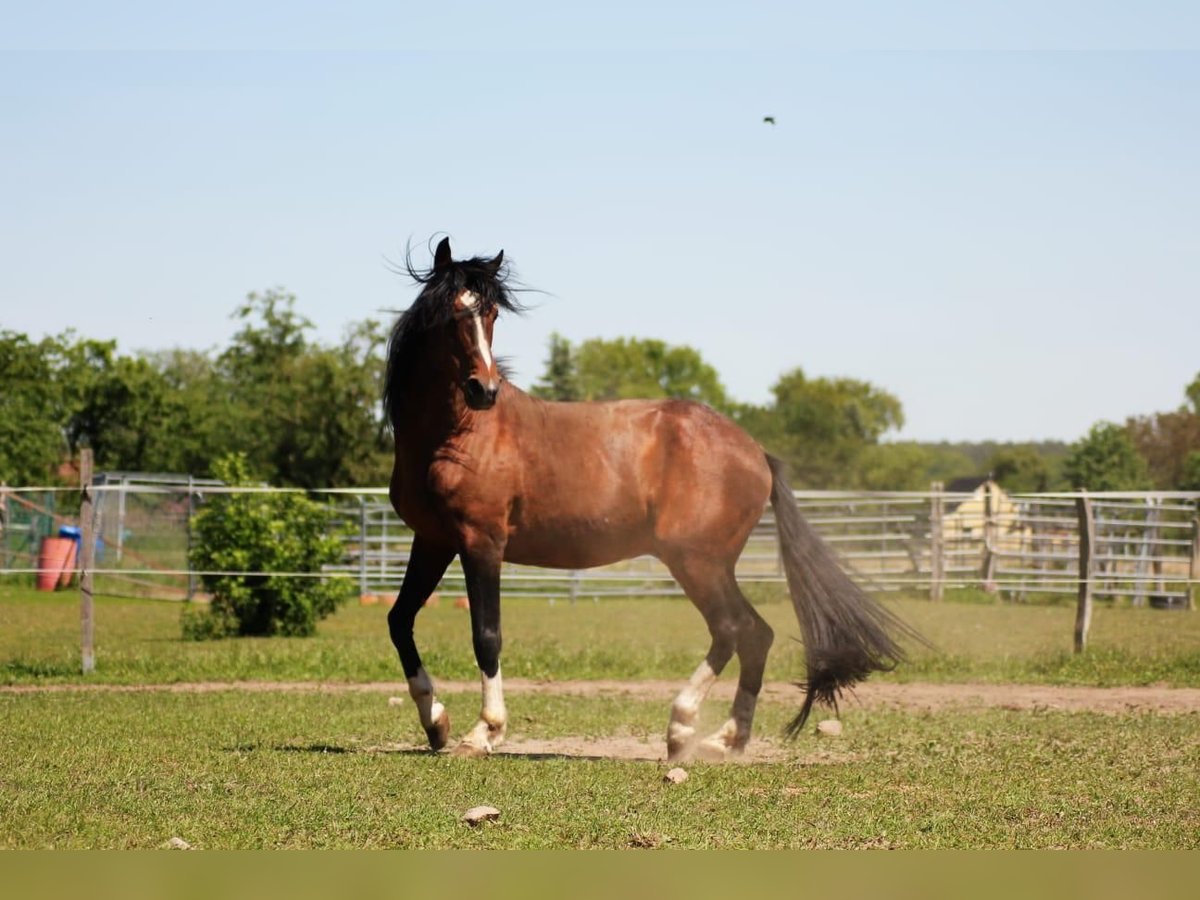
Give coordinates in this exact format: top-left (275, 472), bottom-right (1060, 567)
top-left (2, 295), bottom-right (1198, 492)
top-left (531, 333), bottom-right (1200, 493)
top-left (0, 290), bottom-right (391, 488)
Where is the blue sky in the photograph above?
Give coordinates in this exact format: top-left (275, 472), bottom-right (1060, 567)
top-left (2, 4), bottom-right (1198, 442)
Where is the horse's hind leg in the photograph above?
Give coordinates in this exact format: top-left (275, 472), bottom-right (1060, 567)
top-left (663, 556), bottom-right (741, 762)
top-left (695, 584), bottom-right (774, 760)
top-left (387, 537), bottom-right (455, 750)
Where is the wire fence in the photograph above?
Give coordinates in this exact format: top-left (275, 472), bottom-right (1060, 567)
top-left (1, 478), bottom-right (1197, 608)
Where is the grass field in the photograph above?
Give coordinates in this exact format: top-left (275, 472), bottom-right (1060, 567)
top-left (2, 689), bottom-right (1196, 849)
top-left (2, 584), bottom-right (1198, 848)
top-left (1, 584), bottom-right (1198, 686)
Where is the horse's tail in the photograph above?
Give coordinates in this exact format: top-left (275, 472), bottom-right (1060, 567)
top-left (767, 454), bottom-right (924, 738)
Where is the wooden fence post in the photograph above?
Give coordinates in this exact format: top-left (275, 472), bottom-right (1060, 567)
top-left (1189, 518), bottom-right (1199, 612)
top-left (79, 449), bottom-right (96, 675)
top-left (1074, 492), bottom-right (1095, 653)
top-left (929, 481), bottom-right (944, 602)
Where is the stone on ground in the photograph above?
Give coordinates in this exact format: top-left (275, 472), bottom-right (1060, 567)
top-left (462, 805), bottom-right (501, 826)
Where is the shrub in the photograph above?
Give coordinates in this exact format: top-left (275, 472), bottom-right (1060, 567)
top-left (185, 454), bottom-right (351, 639)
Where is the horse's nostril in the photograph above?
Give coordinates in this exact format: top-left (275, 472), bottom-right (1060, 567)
top-left (465, 377), bottom-right (495, 408)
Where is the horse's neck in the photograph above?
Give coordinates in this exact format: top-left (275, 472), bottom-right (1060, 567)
top-left (395, 395), bottom-right (463, 448)
top-left (391, 354), bottom-right (465, 446)
top-left (394, 379), bottom-right (531, 463)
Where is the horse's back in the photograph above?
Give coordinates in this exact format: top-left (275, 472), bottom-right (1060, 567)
top-left (506, 395), bottom-right (770, 567)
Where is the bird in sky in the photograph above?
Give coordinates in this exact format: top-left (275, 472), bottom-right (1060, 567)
top-left (762, 116), bottom-right (776, 125)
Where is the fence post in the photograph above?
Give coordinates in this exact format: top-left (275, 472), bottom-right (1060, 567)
top-left (0, 482), bottom-right (9, 570)
top-left (185, 475), bottom-right (196, 601)
top-left (1189, 518), bottom-right (1199, 612)
top-left (359, 495), bottom-right (368, 598)
top-left (380, 505), bottom-right (387, 583)
top-left (981, 479), bottom-right (998, 592)
top-left (929, 481), bottom-right (944, 601)
top-left (115, 479), bottom-right (126, 563)
top-left (79, 449), bottom-right (96, 675)
top-left (1074, 492), bottom-right (1095, 653)
top-left (1133, 498), bottom-right (1160, 607)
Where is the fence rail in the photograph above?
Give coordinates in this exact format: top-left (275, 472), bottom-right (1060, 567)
top-left (2, 480), bottom-right (1198, 612)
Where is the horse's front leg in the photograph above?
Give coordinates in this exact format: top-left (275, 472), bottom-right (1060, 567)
top-left (387, 536), bottom-right (455, 750)
top-left (452, 543), bottom-right (507, 757)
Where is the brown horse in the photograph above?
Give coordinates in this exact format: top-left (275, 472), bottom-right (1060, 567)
top-left (385, 238), bottom-right (918, 760)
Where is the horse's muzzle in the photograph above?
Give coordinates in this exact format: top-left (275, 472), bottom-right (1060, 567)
top-left (464, 376), bottom-right (499, 410)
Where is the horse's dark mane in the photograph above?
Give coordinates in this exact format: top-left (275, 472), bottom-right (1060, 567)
top-left (384, 242), bottom-right (525, 429)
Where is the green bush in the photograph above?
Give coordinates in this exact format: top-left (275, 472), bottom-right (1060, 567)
top-left (184, 454), bottom-right (351, 639)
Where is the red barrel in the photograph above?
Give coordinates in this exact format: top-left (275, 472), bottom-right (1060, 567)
top-left (37, 537), bottom-right (77, 591)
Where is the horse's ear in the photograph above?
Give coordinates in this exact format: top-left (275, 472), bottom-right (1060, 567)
top-left (434, 237), bottom-right (453, 272)
top-left (487, 250), bottom-right (504, 276)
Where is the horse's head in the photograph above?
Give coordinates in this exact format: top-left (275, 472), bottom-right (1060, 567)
top-left (438, 239), bottom-right (505, 410)
top-left (385, 237), bottom-right (522, 425)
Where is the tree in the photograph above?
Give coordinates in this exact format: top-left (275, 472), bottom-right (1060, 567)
top-left (67, 354), bottom-right (182, 472)
top-left (217, 291), bottom-right (390, 488)
top-left (1125, 410), bottom-right (1200, 490)
top-left (142, 348), bottom-right (237, 475)
top-left (919, 442), bottom-right (1014, 485)
top-left (739, 368), bottom-right (904, 488)
top-left (0, 331), bottom-right (70, 484)
top-left (529, 333), bottom-right (580, 401)
top-left (1062, 422), bottom-right (1150, 491)
top-left (529, 335), bottom-right (729, 410)
top-left (1123, 372), bottom-right (1200, 490)
top-left (3, 292), bottom-right (389, 489)
top-left (988, 446), bottom-right (1052, 493)
top-left (857, 443), bottom-right (939, 491)
top-left (1180, 452), bottom-right (1200, 491)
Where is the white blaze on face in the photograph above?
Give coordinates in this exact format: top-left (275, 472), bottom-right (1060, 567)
top-left (457, 290), bottom-right (494, 371)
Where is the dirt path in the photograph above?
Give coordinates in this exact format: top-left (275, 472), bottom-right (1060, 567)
top-left (3, 677), bottom-right (1198, 715)
top-left (5, 678), bottom-right (1196, 764)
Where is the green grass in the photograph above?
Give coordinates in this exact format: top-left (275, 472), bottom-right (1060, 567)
top-left (1, 585), bottom-right (1198, 687)
top-left (3, 585), bottom-right (1198, 849)
top-left (1, 689), bottom-right (1196, 848)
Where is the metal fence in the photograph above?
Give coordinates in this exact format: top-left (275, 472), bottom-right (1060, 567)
top-left (2, 480), bottom-right (1197, 608)
top-left (992, 494), bottom-right (1198, 607)
top-left (0, 488), bottom-right (62, 572)
top-left (327, 483), bottom-right (1199, 608)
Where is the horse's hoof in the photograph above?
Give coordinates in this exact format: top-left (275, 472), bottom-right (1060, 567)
top-left (450, 740), bottom-right (491, 758)
top-left (666, 746), bottom-right (688, 763)
top-left (426, 711), bottom-right (451, 751)
top-left (486, 726), bottom-right (506, 752)
top-left (693, 738), bottom-right (731, 763)
top-left (666, 724), bottom-right (696, 763)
